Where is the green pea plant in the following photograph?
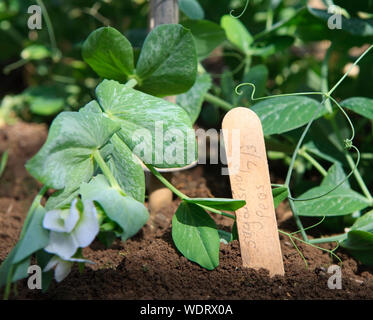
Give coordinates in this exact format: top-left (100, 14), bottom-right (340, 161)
top-left (0, 150), bottom-right (8, 179)
top-left (234, 44), bottom-right (373, 266)
top-left (0, 23), bottom-right (246, 299)
top-left (259, 44), bottom-right (373, 265)
top-left (184, 0), bottom-right (373, 268)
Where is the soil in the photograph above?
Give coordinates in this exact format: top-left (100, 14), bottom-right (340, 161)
top-left (1, 121), bottom-right (373, 300)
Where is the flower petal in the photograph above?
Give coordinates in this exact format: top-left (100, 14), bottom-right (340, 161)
top-left (43, 209), bottom-right (67, 232)
top-left (72, 200), bottom-right (99, 248)
top-left (68, 257), bottom-right (94, 264)
top-left (54, 259), bottom-right (72, 282)
top-left (44, 231), bottom-right (79, 260)
top-left (63, 198), bottom-right (80, 233)
top-left (43, 255), bottom-right (59, 272)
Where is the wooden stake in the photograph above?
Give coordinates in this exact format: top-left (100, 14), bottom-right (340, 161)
top-left (222, 107), bottom-right (284, 276)
top-left (149, 0), bottom-right (179, 28)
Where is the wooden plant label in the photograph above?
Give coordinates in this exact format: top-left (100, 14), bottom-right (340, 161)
top-left (222, 107), bottom-right (284, 276)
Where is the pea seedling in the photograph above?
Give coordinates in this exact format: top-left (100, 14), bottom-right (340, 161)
top-left (0, 24), bottom-right (245, 299)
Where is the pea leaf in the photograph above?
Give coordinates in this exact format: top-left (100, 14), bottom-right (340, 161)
top-left (218, 229), bottom-right (232, 244)
top-left (176, 73), bottom-right (211, 123)
top-left (321, 163), bottom-right (350, 190)
top-left (181, 20), bottom-right (226, 60)
top-left (341, 230), bottom-right (373, 265)
top-left (35, 250), bottom-right (53, 293)
top-left (95, 79), bottom-right (197, 168)
top-left (82, 26), bottom-right (134, 82)
top-left (23, 85), bottom-right (65, 116)
top-left (46, 97), bottom-right (145, 203)
top-left (303, 115), bottom-right (348, 165)
top-left (185, 197), bottom-right (245, 211)
top-left (100, 134), bottom-right (145, 203)
top-left (0, 246), bottom-right (18, 288)
top-left (221, 69), bottom-right (236, 105)
top-left (0, 205), bottom-right (49, 288)
top-left (350, 210), bottom-right (373, 233)
top-left (80, 175), bottom-right (149, 241)
top-left (250, 36), bottom-right (295, 58)
top-left (272, 187), bottom-right (288, 208)
top-left (294, 185), bottom-right (370, 217)
top-left (45, 187), bottom-right (80, 210)
top-left (178, 0), bottom-right (204, 20)
top-left (295, 161), bottom-right (370, 217)
top-left (135, 24), bottom-right (197, 96)
top-left (26, 104), bottom-right (120, 190)
top-left (251, 96), bottom-right (325, 135)
top-left (172, 202), bottom-right (220, 270)
top-left (21, 44), bottom-right (50, 60)
top-left (220, 15), bottom-right (253, 54)
top-left (13, 205), bottom-right (49, 264)
top-left (11, 257), bottom-right (30, 283)
top-left (341, 97), bottom-right (373, 120)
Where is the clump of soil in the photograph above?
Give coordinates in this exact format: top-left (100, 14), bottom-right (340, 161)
top-left (1, 121), bottom-right (373, 300)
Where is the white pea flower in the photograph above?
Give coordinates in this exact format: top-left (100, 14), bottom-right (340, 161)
top-left (44, 255), bottom-right (93, 282)
top-left (43, 199), bottom-right (99, 260)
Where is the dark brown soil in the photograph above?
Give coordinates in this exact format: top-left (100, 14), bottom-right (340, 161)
top-left (1, 121), bottom-right (373, 300)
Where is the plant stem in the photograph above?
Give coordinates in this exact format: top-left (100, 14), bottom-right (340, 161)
top-left (308, 233), bottom-right (348, 244)
top-left (288, 197), bottom-right (308, 241)
top-left (278, 229), bottom-right (308, 267)
top-left (204, 93), bottom-right (234, 111)
top-left (124, 78), bottom-right (138, 88)
top-left (345, 153), bottom-right (373, 203)
top-left (328, 44), bottom-right (373, 96)
top-left (253, 7), bottom-right (304, 40)
top-left (243, 56), bottom-right (251, 75)
top-left (321, 45), bottom-right (333, 113)
top-left (146, 164), bottom-right (236, 219)
top-left (279, 229), bottom-right (342, 264)
top-left (272, 183), bottom-right (285, 188)
top-left (146, 164), bottom-right (188, 200)
top-left (3, 59), bottom-right (28, 75)
top-left (196, 204), bottom-right (236, 219)
top-left (36, 0), bottom-right (59, 59)
top-left (230, 0), bottom-right (249, 18)
top-left (92, 150), bottom-right (122, 191)
top-left (4, 24), bottom-right (24, 45)
top-left (266, 7), bottom-right (274, 31)
top-left (52, 75), bottom-right (76, 84)
top-left (280, 92), bottom-right (327, 242)
top-left (298, 148), bottom-right (327, 177)
top-left (361, 153), bottom-right (373, 160)
top-left (329, 116), bottom-right (372, 203)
